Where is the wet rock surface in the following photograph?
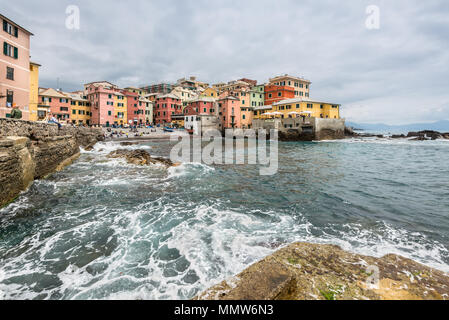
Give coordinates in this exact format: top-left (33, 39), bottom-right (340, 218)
top-left (197, 242), bottom-right (449, 300)
top-left (107, 149), bottom-right (179, 167)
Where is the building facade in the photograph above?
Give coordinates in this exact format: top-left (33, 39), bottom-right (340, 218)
top-left (217, 96), bottom-right (241, 130)
top-left (1, 14), bottom-right (33, 120)
top-left (141, 83), bottom-right (173, 95)
top-left (66, 92), bottom-right (91, 125)
top-left (154, 93), bottom-right (183, 125)
top-left (38, 88), bottom-right (71, 122)
top-left (29, 62), bottom-right (40, 121)
top-left (183, 97), bottom-right (216, 116)
top-left (86, 82), bottom-right (119, 126)
top-left (264, 84), bottom-right (295, 106)
top-left (269, 74), bottom-right (311, 99)
top-left (253, 98), bottom-right (340, 120)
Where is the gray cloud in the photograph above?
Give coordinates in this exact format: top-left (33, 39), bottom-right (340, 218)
top-left (3, 0), bottom-right (449, 124)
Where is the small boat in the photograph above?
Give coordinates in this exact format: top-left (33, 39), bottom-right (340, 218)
top-left (163, 127), bottom-right (174, 133)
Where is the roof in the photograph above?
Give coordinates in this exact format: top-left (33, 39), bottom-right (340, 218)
top-left (157, 93), bottom-right (181, 100)
top-left (0, 14), bottom-right (33, 36)
top-left (272, 97), bottom-right (340, 106)
top-left (84, 81), bottom-right (118, 88)
top-left (254, 105), bottom-right (274, 111)
top-left (187, 96), bottom-right (216, 103)
top-left (62, 91), bottom-right (89, 102)
top-left (218, 95), bottom-right (239, 101)
top-left (39, 88), bottom-right (70, 99)
top-left (30, 61), bottom-right (41, 67)
top-left (269, 74), bottom-right (311, 84)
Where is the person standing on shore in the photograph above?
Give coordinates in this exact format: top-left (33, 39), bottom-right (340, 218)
top-left (10, 105), bottom-right (22, 119)
top-left (48, 114), bottom-right (62, 129)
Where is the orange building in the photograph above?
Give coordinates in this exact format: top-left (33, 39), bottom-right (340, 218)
top-left (264, 85), bottom-right (295, 106)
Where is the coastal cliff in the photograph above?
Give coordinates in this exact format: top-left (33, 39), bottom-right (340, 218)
top-left (0, 119), bottom-right (104, 207)
top-left (197, 242), bottom-right (449, 300)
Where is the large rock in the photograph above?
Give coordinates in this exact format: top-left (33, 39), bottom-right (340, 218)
top-left (197, 242), bottom-right (449, 300)
top-left (107, 149), bottom-right (179, 167)
top-left (0, 136), bottom-right (80, 207)
top-left (407, 131), bottom-right (443, 140)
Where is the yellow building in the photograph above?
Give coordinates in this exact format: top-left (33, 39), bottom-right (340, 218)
top-left (200, 87), bottom-right (218, 98)
top-left (29, 62), bottom-right (40, 121)
top-left (124, 87), bottom-right (145, 96)
top-left (114, 92), bottom-right (127, 125)
top-left (253, 98), bottom-right (340, 120)
top-left (66, 92), bottom-right (92, 125)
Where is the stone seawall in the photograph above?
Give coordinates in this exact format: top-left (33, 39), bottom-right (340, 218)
top-left (197, 242), bottom-right (449, 300)
top-left (0, 119), bottom-right (104, 207)
top-left (0, 118), bottom-right (104, 148)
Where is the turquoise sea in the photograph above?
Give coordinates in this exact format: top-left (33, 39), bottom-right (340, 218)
top-left (0, 137), bottom-right (448, 299)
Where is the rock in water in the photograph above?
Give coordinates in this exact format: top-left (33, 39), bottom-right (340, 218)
top-left (107, 149), bottom-right (178, 167)
top-left (196, 242), bottom-right (449, 300)
top-left (120, 141), bottom-right (140, 146)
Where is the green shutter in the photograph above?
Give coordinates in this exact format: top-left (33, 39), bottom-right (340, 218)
top-left (13, 47), bottom-right (18, 59)
top-left (3, 42), bottom-right (7, 55)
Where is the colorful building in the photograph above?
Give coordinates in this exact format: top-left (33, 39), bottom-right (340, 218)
top-left (183, 97), bottom-right (216, 116)
top-left (85, 81), bottom-right (119, 127)
top-left (264, 84), bottom-right (295, 106)
top-left (113, 92), bottom-right (127, 126)
top-left (29, 62), bottom-right (40, 121)
top-left (200, 87), bottom-right (218, 98)
top-left (269, 74), bottom-right (311, 99)
top-left (171, 86), bottom-right (197, 103)
top-left (217, 96), bottom-right (241, 129)
top-left (66, 92), bottom-right (91, 125)
top-left (141, 83), bottom-right (173, 95)
top-left (142, 98), bottom-right (153, 125)
top-left (38, 88), bottom-right (71, 122)
top-left (0, 14), bottom-right (33, 120)
top-left (253, 98), bottom-right (340, 120)
top-left (249, 85), bottom-right (265, 107)
top-left (154, 93), bottom-right (183, 125)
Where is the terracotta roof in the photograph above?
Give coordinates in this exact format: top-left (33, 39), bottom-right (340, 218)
top-left (39, 88), bottom-right (70, 99)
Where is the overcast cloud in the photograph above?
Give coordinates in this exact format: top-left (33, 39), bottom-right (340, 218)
top-left (3, 0), bottom-right (449, 124)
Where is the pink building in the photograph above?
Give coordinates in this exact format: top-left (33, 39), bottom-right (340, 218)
top-left (0, 14), bottom-right (33, 120)
top-left (123, 90), bottom-right (144, 125)
top-left (85, 81), bottom-right (118, 127)
top-left (183, 97), bottom-right (216, 116)
top-left (154, 94), bottom-right (182, 125)
top-left (38, 88), bottom-right (71, 122)
top-left (218, 96), bottom-right (241, 129)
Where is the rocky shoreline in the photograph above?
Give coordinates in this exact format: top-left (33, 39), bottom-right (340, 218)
top-left (345, 126), bottom-right (449, 141)
top-left (197, 242), bottom-right (449, 300)
top-left (0, 119), bottom-right (104, 208)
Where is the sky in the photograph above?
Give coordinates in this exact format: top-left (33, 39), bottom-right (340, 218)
top-left (2, 0), bottom-right (449, 124)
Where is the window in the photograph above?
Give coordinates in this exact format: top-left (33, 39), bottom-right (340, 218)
top-left (268, 94), bottom-right (272, 98)
top-left (3, 42), bottom-right (18, 59)
top-left (72, 110), bottom-right (76, 114)
top-left (6, 90), bottom-right (13, 106)
top-left (60, 107), bottom-right (68, 112)
top-left (3, 20), bottom-right (18, 37)
top-left (242, 114), bottom-right (246, 120)
top-left (278, 92), bottom-right (282, 97)
top-left (108, 111), bottom-right (112, 116)
top-left (6, 66), bottom-right (14, 80)
top-left (296, 104), bottom-right (300, 109)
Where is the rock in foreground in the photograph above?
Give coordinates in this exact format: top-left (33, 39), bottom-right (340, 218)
top-left (107, 149), bottom-right (179, 167)
top-left (197, 242), bottom-right (449, 300)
